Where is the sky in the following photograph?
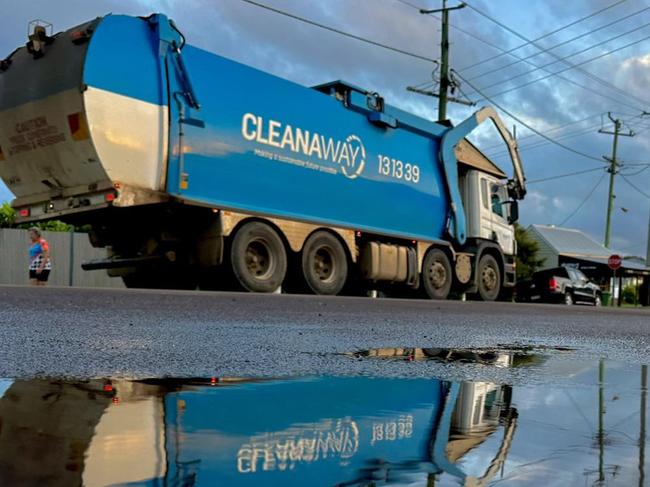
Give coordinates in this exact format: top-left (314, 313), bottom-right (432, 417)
top-left (1, 0), bottom-right (649, 256)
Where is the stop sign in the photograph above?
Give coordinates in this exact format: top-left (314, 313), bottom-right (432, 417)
top-left (608, 254), bottom-right (622, 270)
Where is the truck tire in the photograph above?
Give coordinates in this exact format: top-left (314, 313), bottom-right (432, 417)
top-left (422, 248), bottom-right (452, 300)
top-left (301, 231), bottom-right (348, 295)
top-left (230, 221), bottom-right (287, 293)
top-left (477, 254), bottom-right (501, 301)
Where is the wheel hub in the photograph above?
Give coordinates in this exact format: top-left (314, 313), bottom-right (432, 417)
top-left (482, 266), bottom-right (497, 290)
top-left (428, 261), bottom-right (447, 289)
top-left (313, 247), bottom-right (334, 282)
top-left (245, 239), bottom-right (273, 278)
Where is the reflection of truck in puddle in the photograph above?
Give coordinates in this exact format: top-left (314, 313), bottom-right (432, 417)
top-left (0, 375), bottom-right (517, 486)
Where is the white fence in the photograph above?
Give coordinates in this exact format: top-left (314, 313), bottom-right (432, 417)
top-left (0, 228), bottom-right (124, 288)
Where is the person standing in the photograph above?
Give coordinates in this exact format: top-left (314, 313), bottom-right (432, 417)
top-left (28, 227), bottom-right (51, 286)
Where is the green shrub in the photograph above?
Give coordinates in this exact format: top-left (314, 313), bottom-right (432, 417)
top-left (622, 284), bottom-right (638, 304)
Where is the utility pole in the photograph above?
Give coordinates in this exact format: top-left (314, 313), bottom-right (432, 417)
top-left (408, 1), bottom-right (469, 122)
top-left (598, 359), bottom-right (605, 483)
top-left (640, 364), bottom-right (647, 487)
top-left (646, 202), bottom-right (650, 267)
top-left (599, 113), bottom-right (634, 248)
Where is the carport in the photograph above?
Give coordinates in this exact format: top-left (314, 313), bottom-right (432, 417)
top-left (526, 224), bottom-right (650, 305)
top-left (558, 255), bottom-right (649, 305)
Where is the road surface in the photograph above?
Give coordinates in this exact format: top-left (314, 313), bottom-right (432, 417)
top-left (0, 285), bottom-right (648, 380)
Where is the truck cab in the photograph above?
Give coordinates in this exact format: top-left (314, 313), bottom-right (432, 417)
top-left (458, 140), bottom-right (519, 293)
top-left (462, 170), bottom-right (516, 256)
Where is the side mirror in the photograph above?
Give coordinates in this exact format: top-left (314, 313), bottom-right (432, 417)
top-left (507, 200), bottom-right (519, 224)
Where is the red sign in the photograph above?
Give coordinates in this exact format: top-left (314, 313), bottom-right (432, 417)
top-left (608, 254), bottom-right (622, 271)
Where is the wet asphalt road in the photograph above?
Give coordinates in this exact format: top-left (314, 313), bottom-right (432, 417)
top-left (0, 285), bottom-right (648, 381)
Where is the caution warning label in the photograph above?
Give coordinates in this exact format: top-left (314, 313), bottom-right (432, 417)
top-left (7, 116), bottom-right (66, 156)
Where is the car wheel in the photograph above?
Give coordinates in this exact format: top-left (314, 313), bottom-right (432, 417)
top-left (564, 293), bottom-right (573, 305)
top-left (594, 295), bottom-right (602, 307)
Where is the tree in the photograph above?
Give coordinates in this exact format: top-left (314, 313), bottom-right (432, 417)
top-left (515, 223), bottom-right (545, 281)
top-left (29, 220), bottom-right (73, 232)
top-left (0, 202), bottom-right (15, 228)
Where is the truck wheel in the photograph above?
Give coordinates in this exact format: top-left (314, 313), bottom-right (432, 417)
top-left (477, 254), bottom-right (501, 301)
top-left (230, 222), bottom-right (287, 293)
top-left (422, 248), bottom-right (452, 300)
top-left (301, 231), bottom-right (348, 295)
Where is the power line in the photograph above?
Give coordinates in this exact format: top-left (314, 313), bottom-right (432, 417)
top-left (398, 1), bottom-right (647, 112)
top-left (621, 173), bottom-right (650, 199)
top-left (558, 172), bottom-right (607, 226)
top-left (527, 167), bottom-right (606, 185)
top-left (463, 1), bottom-right (649, 109)
top-left (487, 122), bottom-right (604, 157)
top-left (466, 21), bottom-right (650, 98)
top-left (621, 162), bottom-right (650, 167)
top-left (239, 0), bottom-right (439, 64)
top-left (621, 165), bottom-right (650, 176)
top-left (466, 6), bottom-right (650, 87)
top-left (458, 0), bottom-right (629, 72)
top-left (481, 113), bottom-right (602, 151)
top-left (488, 110), bottom-right (646, 157)
top-left (484, 33), bottom-right (650, 101)
top-left (470, 7), bottom-right (650, 104)
top-left (452, 69), bottom-right (606, 163)
top-left (395, 0), bottom-right (423, 9)
top-left (241, 0), bottom-right (647, 158)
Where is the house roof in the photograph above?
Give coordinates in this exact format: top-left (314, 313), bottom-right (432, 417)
top-left (527, 224), bottom-right (619, 258)
top-left (528, 225), bottom-right (649, 273)
top-left (456, 139), bottom-right (507, 179)
top-left (567, 255), bottom-right (649, 271)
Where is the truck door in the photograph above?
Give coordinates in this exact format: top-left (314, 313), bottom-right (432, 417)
top-left (154, 20), bottom-right (204, 198)
top-left (479, 177), bottom-right (515, 255)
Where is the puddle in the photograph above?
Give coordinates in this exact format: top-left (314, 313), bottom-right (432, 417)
top-left (348, 345), bottom-right (573, 367)
top-left (0, 361), bottom-right (647, 486)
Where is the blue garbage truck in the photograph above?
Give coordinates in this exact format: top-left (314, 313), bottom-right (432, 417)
top-left (0, 14), bottom-right (526, 299)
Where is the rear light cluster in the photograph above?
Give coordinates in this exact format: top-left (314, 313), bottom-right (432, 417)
top-left (548, 278), bottom-right (560, 292)
top-left (70, 27), bottom-right (93, 45)
top-left (104, 192), bottom-right (116, 202)
top-left (19, 208), bottom-right (30, 217)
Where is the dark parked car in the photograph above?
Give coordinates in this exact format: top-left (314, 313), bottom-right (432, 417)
top-left (517, 266), bottom-right (602, 306)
